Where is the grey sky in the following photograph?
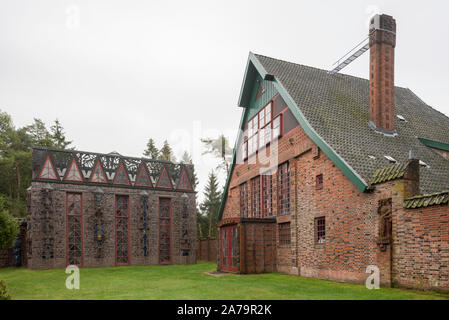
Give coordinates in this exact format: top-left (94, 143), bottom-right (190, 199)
top-left (1, 0), bottom-right (448, 203)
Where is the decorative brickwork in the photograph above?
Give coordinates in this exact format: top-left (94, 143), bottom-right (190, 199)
top-left (27, 147), bottom-right (196, 269)
top-left (219, 122), bottom-right (449, 290)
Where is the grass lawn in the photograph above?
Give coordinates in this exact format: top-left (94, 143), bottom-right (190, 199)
top-left (1, 261), bottom-right (447, 300)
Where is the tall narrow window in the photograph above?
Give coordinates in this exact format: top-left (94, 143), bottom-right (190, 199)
top-left (222, 228), bottom-right (229, 266)
top-left (251, 176), bottom-right (261, 217)
top-left (240, 182), bottom-right (248, 218)
top-left (315, 217), bottom-right (326, 244)
top-left (231, 227), bottom-right (240, 268)
top-left (278, 162), bottom-right (290, 215)
top-left (278, 222), bottom-right (291, 246)
top-left (316, 174), bottom-right (323, 189)
top-left (159, 198), bottom-right (171, 264)
top-left (66, 193), bottom-right (82, 266)
top-left (248, 136), bottom-right (254, 156)
top-left (242, 140), bottom-right (248, 160)
top-left (115, 195), bottom-right (129, 265)
top-left (273, 115), bottom-right (282, 138)
top-left (262, 174), bottom-right (273, 217)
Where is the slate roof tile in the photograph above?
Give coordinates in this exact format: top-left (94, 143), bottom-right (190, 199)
top-left (255, 54), bottom-right (449, 194)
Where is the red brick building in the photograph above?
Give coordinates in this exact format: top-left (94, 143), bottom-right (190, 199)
top-left (218, 14), bottom-right (449, 291)
top-left (27, 146), bottom-right (196, 269)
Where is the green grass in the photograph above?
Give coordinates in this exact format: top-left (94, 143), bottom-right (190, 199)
top-left (0, 261), bottom-right (447, 300)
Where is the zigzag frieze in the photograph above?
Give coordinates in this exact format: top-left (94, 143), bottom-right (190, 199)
top-left (32, 147), bottom-right (194, 191)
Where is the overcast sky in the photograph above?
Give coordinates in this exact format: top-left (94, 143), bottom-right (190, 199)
top-left (1, 0), bottom-right (448, 203)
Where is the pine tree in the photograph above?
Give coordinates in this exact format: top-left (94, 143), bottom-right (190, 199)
top-left (199, 171), bottom-right (222, 238)
top-left (50, 119), bottom-right (73, 149)
top-left (143, 138), bottom-right (159, 159)
top-left (180, 151), bottom-right (198, 190)
top-left (25, 118), bottom-right (54, 147)
top-left (158, 140), bottom-right (176, 162)
top-left (197, 208), bottom-right (207, 238)
top-left (181, 151), bottom-right (192, 164)
top-left (0, 111), bottom-right (40, 216)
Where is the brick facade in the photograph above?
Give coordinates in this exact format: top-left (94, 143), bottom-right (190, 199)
top-left (26, 147), bottom-right (196, 269)
top-left (219, 123), bottom-right (449, 290)
top-left (27, 182), bottom-right (196, 269)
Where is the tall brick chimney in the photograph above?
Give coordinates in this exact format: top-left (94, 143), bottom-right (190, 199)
top-left (369, 14), bottom-right (396, 135)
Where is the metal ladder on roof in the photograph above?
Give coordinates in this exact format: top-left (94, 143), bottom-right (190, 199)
top-left (328, 41), bottom-right (370, 75)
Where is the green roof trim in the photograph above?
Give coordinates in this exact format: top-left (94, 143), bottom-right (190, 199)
top-left (218, 53), bottom-right (369, 221)
top-left (404, 191), bottom-right (449, 209)
top-left (370, 162), bottom-right (409, 185)
top-left (418, 137), bottom-right (449, 152)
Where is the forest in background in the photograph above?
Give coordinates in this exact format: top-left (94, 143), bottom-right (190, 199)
top-left (0, 109), bottom-right (223, 238)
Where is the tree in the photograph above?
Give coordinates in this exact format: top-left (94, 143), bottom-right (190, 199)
top-left (180, 151), bottom-right (198, 190)
top-left (0, 112), bottom-right (32, 213)
top-left (143, 138), bottom-right (159, 159)
top-left (181, 150), bottom-right (192, 164)
top-left (201, 134), bottom-right (233, 175)
top-left (0, 111), bottom-right (14, 154)
top-left (0, 210), bottom-right (18, 249)
top-left (158, 140), bottom-right (176, 162)
top-left (199, 171), bottom-right (222, 238)
top-left (196, 208), bottom-right (208, 238)
top-left (25, 118), bottom-right (54, 147)
top-left (0, 112), bottom-right (74, 217)
top-left (50, 119), bottom-right (72, 149)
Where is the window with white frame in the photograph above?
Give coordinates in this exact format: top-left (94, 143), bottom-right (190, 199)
top-left (243, 101), bottom-right (282, 159)
top-left (272, 115), bottom-right (282, 139)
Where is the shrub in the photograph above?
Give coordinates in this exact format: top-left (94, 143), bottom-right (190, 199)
top-left (0, 280), bottom-right (11, 300)
top-left (0, 210), bottom-right (18, 249)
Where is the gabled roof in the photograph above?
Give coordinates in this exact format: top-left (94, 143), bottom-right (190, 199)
top-left (218, 52), bottom-right (449, 220)
top-left (255, 53), bottom-right (449, 194)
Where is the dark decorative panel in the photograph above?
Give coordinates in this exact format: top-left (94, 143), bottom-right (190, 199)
top-left (115, 196), bottom-right (129, 265)
top-left (159, 198), bottom-right (171, 264)
top-left (66, 193), bottom-right (82, 266)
